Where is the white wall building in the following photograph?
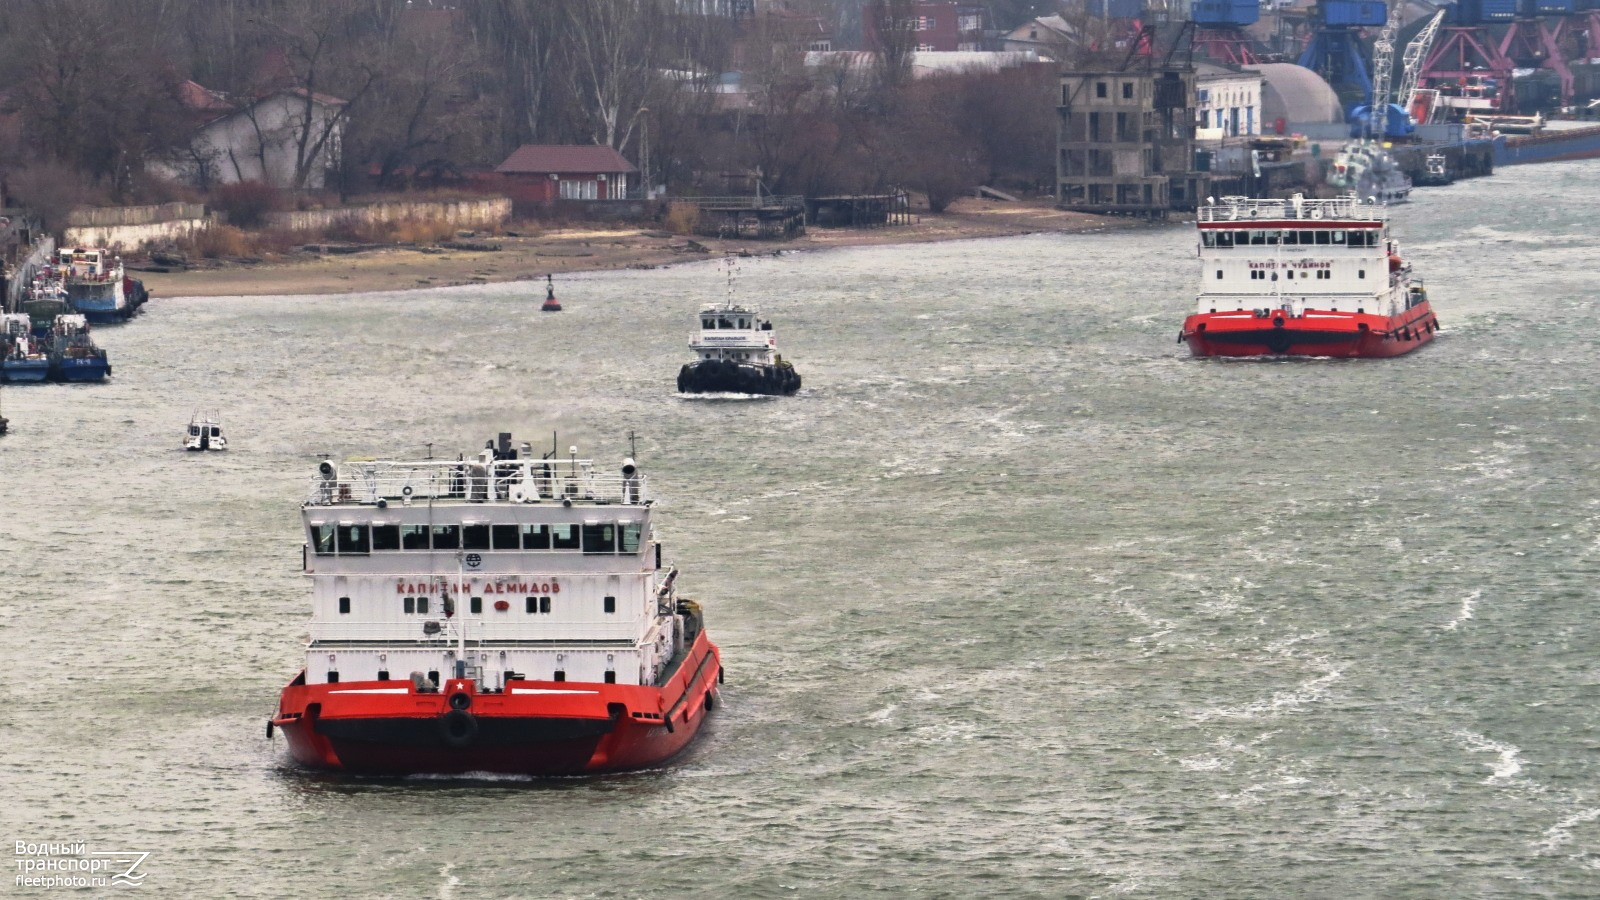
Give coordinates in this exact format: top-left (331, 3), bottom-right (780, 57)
top-left (1195, 63), bottom-right (1263, 140)
top-left (154, 84), bottom-right (347, 191)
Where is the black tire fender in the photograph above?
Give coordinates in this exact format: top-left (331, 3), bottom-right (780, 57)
top-left (438, 709), bottom-right (478, 748)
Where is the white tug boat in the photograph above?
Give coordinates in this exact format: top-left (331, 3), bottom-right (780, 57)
top-left (676, 259), bottom-right (800, 396)
top-left (184, 411), bottom-right (227, 451)
top-left (272, 433), bottom-right (723, 775)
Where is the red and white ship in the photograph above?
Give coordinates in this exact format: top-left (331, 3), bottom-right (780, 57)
top-left (272, 434), bottom-right (722, 776)
top-left (1179, 194), bottom-right (1439, 358)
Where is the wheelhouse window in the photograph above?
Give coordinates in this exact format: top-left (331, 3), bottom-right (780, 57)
top-left (583, 523), bottom-right (616, 554)
top-left (431, 525), bottom-right (460, 550)
top-left (551, 524), bottom-right (580, 550)
top-left (1216, 231), bottom-right (1234, 248)
top-left (1201, 232), bottom-right (1216, 248)
top-left (522, 524), bottom-right (551, 550)
top-left (462, 524), bottom-right (491, 550)
top-left (336, 525), bottom-right (370, 555)
top-left (620, 522), bottom-right (643, 553)
top-left (401, 525), bottom-right (429, 550)
top-left (492, 524), bottom-right (520, 550)
top-left (312, 524), bottom-right (336, 555)
top-left (371, 524), bottom-right (400, 551)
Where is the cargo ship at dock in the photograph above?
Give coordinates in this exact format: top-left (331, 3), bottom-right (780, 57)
top-left (1492, 122), bottom-right (1600, 166)
top-left (271, 433), bottom-right (722, 776)
top-left (1179, 194), bottom-right (1438, 359)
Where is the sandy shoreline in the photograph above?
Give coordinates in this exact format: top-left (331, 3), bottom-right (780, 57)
top-left (138, 198), bottom-right (1167, 299)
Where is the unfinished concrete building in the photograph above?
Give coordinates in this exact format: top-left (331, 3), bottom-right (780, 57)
top-left (1056, 67), bottom-right (1201, 216)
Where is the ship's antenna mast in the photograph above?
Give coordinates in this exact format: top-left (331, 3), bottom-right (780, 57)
top-left (628, 429), bottom-right (638, 461)
top-left (724, 254), bottom-right (738, 310)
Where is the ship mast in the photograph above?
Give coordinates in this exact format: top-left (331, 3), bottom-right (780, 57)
top-left (723, 254), bottom-right (739, 311)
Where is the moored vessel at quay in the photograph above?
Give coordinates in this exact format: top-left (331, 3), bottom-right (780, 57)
top-left (1179, 194), bottom-right (1439, 359)
top-left (47, 315), bottom-right (111, 382)
top-left (272, 433), bottom-right (723, 776)
top-left (2, 314), bottom-right (50, 383)
top-left (57, 247), bottom-right (149, 323)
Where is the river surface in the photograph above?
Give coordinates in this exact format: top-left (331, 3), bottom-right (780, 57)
top-left (3, 160), bottom-right (1598, 898)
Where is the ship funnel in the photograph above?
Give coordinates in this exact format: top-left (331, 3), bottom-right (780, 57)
top-left (621, 457), bottom-right (637, 477)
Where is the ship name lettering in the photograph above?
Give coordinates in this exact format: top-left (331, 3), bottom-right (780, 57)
top-left (395, 578), bottom-right (559, 594)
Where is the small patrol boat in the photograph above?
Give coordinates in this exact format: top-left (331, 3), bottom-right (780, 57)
top-left (271, 433), bottom-right (723, 775)
top-left (184, 411), bottom-right (227, 451)
top-left (676, 258), bottom-right (800, 396)
top-left (540, 274), bottom-right (561, 312)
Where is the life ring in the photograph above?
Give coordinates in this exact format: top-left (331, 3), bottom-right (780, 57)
top-left (438, 709), bottom-right (478, 748)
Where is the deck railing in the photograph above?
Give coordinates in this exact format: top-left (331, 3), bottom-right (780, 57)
top-left (306, 459), bottom-right (649, 506)
top-left (1198, 195), bottom-right (1387, 223)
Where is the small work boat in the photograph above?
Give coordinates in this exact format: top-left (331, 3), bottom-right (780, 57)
top-left (676, 258), bottom-right (801, 396)
top-left (184, 411), bottom-right (227, 451)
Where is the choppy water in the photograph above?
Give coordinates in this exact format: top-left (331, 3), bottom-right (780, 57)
top-left (3, 161), bottom-right (1598, 898)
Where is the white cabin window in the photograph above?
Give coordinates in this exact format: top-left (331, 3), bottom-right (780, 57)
top-left (551, 524), bottom-right (580, 550)
top-left (312, 524), bottom-right (336, 555)
top-left (492, 524), bottom-right (519, 549)
top-left (431, 524), bottom-right (460, 549)
top-left (583, 523), bottom-right (617, 554)
top-left (338, 596), bottom-right (350, 614)
top-left (1216, 270), bottom-right (1223, 279)
top-left (337, 524), bottom-right (369, 555)
top-left (621, 522), bottom-right (642, 553)
top-left (470, 596), bottom-right (482, 614)
top-left (463, 524), bottom-right (491, 550)
top-left (604, 595), bottom-right (617, 614)
top-left (522, 524), bottom-right (551, 549)
top-left (372, 524), bottom-right (400, 550)
top-left (1359, 270), bottom-right (1366, 279)
top-left (401, 525), bottom-right (429, 549)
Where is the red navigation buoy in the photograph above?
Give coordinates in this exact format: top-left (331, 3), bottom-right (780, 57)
top-left (541, 273), bottom-right (561, 311)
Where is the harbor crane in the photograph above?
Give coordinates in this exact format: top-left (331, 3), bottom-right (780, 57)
top-left (1397, 9), bottom-right (1448, 125)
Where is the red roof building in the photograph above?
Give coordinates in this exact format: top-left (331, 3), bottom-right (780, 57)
top-left (494, 144), bottom-right (639, 203)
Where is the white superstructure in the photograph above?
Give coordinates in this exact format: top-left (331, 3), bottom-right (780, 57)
top-left (1195, 194), bottom-right (1421, 319)
top-left (300, 435), bottom-right (683, 693)
top-left (688, 303), bottom-right (779, 366)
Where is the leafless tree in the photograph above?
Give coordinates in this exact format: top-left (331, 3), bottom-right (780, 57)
top-left (245, 0), bottom-right (378, 191)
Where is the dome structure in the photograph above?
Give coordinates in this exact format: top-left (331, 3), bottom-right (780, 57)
top-left (1246, 63), bottom-right (1345, 130)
